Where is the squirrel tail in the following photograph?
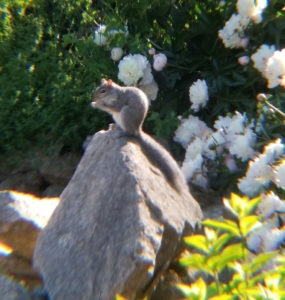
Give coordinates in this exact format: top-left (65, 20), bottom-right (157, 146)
top-left (137, 132), bottom-right (187, 194)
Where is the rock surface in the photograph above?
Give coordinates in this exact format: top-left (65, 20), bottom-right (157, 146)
top-left (40, 152), bottom-right (81, 187)
top-left (0, 170), bottom-right (47, 198)
top-left (0, 191), bottom-right (59, 292)
top-left (0, 275), bottom-right (30, 300)
top-left (33, 130), bottom-right (202, 300)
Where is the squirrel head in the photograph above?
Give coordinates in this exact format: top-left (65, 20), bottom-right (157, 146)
top-left (91, 78), bottom-right (121, 113)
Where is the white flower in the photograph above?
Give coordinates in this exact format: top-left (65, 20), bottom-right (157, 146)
top-left (247, 222), bottom-right (285, 253)
top-left (139, 80), bottom-right (159, 101)
top-left (153, 53), bottom-right (167, 71)
top-left (189, 79), bottom-right (209, 111)
top-left (94, 25), bottom-right (129, 48)
top-left (94, 25), bottom-right (108, 46)
top-left (251, 45), bottom-right (275, 75)
top-left (214, 115), bottom-right (233, 131)
top-left (181, 154), bottom-right (203, 181)
top-left (238, 56), bottom-right (250, 65)
top-left (227, 112), bottom-right (246, 136)
top-left (185, 137), bottom-right (204, 161)
top-left (228, 131), bottom-right (255, 161)
top-left (275, 161), bottom-right (285, 189)
top-left (111, 47), bottom-right (123, 61)
top-left (263, 227), bottom-right (285, 252)
top-left (118, 54), bottom-right (148, 86)
top-left (218, 14), bottom-right (250, 49)
top-left (264, 50), bottom-right (285, 88)
top-left (237, 0), bottom-right (268, 24)
top-left (238, 155), bottom-right (274, 196)
top-left (204, 130), bottom-right (227, 160)
top-left (263, 139), bottom-right (284, 163)
top-left (258, 192), bottom-right (285, 219)
top-left (174, 116), bottom-right (208, 149)
top-left (140, 63), bottom-right (153, 86)
top-left (191, 165), bottom-right (209, 190)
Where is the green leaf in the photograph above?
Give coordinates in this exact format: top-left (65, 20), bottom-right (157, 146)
top-left (245, 196), bottom-right (261, 215)
top-left (179, 253), bottom-right (205, 269)
top-left (212, 233), bottom-right (234, 253)
top-left (202, 219), bottom-right (240, 236)
top-left (209, 295), bottom-right (232, 300)
top-left (184, 235), bottom-right (209, 254)
top-left (239, 215), bottom-right (262, 237)
top-left (208, 243), bottom-right (244, 270)
top-left (248, 251), bottom-right (279, 274)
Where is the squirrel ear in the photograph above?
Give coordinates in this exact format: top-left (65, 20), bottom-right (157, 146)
top-left (101, 79), bottom-right (107, 84)
top-left (107, 79), bottom-right (113, 87)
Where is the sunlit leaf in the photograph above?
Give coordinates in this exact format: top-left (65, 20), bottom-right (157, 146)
top-left (179, 253), bottom-right (205, 269)
top-left (212, 233), bottom-right (235, 253)
top-left (184, 235), bottom-right (209, 254)
top-left (202, 219), bottom-right (240, 236)
top-left (248, 251), bottom-right (279, 274)
top-left (239, 216), bottom-right (262, 236)
top-left (245, 197), bottom-right (261, 216)
top-left (208, 243), bottom-right (244, 270)
top-left (210, 295), bottom-right (232, 300)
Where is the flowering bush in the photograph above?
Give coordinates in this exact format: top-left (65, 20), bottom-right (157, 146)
top-left (178, 193), bottom-right (285, 299)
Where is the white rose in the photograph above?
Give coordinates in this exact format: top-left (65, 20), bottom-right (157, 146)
top-left (118, 54), bottom-right (149, 86)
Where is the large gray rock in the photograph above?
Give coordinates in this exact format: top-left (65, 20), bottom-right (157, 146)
top-left (33, 130), bottom-right (202, 300)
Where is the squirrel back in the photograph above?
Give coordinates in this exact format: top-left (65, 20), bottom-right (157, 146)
top-left (91, 79), bottom-right (187, 194)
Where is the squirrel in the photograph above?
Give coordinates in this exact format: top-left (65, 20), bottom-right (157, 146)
top-left (91, 78), bottom-right (187, 194)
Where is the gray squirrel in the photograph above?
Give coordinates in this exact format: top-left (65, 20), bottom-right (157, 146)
top-left (91, 78), bottom-right (187, 194)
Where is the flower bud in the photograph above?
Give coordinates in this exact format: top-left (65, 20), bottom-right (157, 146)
top-left (256, 93), bottom-right (267, 102)
top-left (148, 48), bottom-right (156, 56)
top-left (238, 56), bottom-right (250, 65)
top-left (239, 38), bottom-right (249, 49)
top-left (153, 53), bottom-right (167, 71)
top-left (111, 47), bottom-right (123, 61)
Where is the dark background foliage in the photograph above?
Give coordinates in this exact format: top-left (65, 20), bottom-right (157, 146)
top-left (0, 0), bottom-right (284, 155)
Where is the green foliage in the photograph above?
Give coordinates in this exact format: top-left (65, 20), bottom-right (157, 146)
top-left (0, 0), bottom-right (114, 153)
top-left (178, 194), bottom-right (285, 299)
top-left (1, 0), bottom-right (285, 156)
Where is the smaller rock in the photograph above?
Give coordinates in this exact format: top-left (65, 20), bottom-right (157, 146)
top-left (0, 191), bottom-right (59, 292)
top-left (42, 185), bottom-right (65, 198)
top-left (0, 170), bottom-right (46, 198)
top-left (0, 275), bottom-right (30, 300)
top-left (40, 152), bottom-right (81, 186)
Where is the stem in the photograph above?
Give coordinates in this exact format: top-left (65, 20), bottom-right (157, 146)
top-left (146, 39), bottom-right (164, 50)
top-left (214, 270), bottom-right (220, 296)
top-left (265, 100), bottom-right (285, 118)
top-left (167, 63), bottom-right (189, 71)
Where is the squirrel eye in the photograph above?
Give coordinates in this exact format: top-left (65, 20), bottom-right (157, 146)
top-left (101, 89), bottom-right (106, 94)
